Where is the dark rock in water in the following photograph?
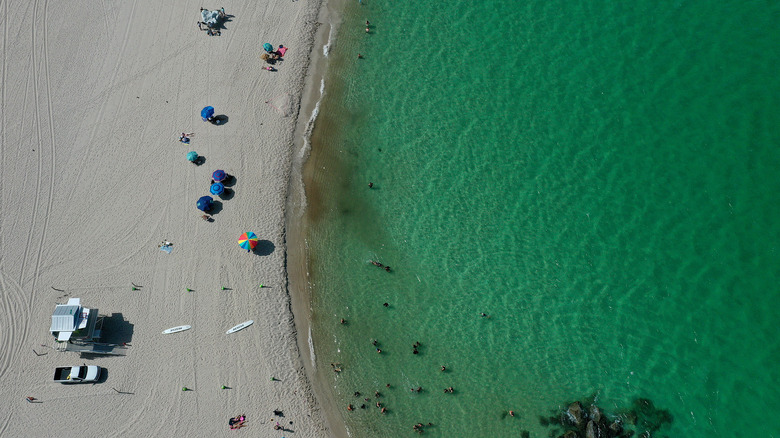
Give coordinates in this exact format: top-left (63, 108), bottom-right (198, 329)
top-left (633, 398), bottom-right (673, 433)
top-left (586, 419), bottom-right (611, 438)
top-left (589, 405), bottom-right (603, 424)
top-left (585, 421), bottom-right (597, 438)
top-left (635, 398), bottom-right (654, 413)
top-left (543, 397), bottom-right (670, 438)
top-left (608, 419), bottom-right (623, 436)
top-left (521, 431), bottom-right (530, 438)
top-left (564, 402), bottom-right (585, 428)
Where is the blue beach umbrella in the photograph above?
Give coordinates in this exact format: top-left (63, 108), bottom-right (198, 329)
top-left (210, 182), bottom-right (225, 196)
top-left (201, 106), bottom-right (215, 119)
top-left (263, 43), bottom-right (273, 52)
top-left (187, 151), bottom-right (199, 162)
top-left (197, 196), bottom-right (214, 212)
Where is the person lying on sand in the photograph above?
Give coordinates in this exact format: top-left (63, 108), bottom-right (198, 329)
top-left (228, 415), bottom-right (246, 429)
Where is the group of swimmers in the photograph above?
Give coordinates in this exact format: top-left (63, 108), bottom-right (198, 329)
top-left (413, 422), bottom-right (433, 433)
top-left (347, 390), bottom-right (389, 414)
top-left (335, 159), bottom-right (515, 427)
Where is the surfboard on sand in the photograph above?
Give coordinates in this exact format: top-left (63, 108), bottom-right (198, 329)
top-left (162, 325), bottom-right (191, 334)
top-left (226, 320), bottom-right (254, 334)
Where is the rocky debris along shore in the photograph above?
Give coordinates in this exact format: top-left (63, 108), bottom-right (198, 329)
top-left (539, 397), bottom-right (673, 438)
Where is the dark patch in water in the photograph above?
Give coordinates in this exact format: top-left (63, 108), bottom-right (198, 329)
top-left (540, 397), bottom-right (672, 438)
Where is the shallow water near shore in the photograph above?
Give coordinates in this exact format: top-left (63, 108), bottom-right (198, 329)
top-left (302, 0), bottom-right (780, 436)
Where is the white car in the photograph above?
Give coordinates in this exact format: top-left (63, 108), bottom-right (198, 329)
top-left (53, 366), bottom-right (101, 383)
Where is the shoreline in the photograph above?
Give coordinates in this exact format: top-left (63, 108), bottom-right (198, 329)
top-left (286, 0), bottom-right (353, 435)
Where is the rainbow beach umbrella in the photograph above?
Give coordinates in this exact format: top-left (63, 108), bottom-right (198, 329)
top-left (238, 232), bottom-right (259, 252)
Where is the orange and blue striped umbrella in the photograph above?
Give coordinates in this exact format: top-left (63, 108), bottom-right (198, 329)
top-left (238, 232), bottom-right (259, 251)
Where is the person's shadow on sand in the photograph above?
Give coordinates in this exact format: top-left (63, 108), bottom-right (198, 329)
top-left (214, 15), bottom-right (234, 30)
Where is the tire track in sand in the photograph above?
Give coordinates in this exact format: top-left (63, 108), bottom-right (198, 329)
top-left (0, 272), bottom-right (32, 382)
top-left (0, 0), bottom-right (8, 221)
top-left (0, 274), bottom-right (30, 436)
top-left (16, 0), bottom-right (56, 351)
top-left (25, 0), bottom-right (56, 313)
top-left (63, 0), bottom-right (138, 202)
top-left (15, 0), bottom-right (42, 296)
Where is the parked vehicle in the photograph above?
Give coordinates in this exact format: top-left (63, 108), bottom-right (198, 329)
top-left (53, 366), bottom-right (101, 383)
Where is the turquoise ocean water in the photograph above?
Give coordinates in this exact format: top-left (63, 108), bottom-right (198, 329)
top-left (302, 0), bottom-right (780, 436)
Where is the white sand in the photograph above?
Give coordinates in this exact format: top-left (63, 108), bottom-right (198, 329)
top-left (0, 0), bottom-right (331, 436)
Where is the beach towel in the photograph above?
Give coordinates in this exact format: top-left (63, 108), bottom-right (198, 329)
top-left (277, 46), bottom-right (288, 56)
top-left (201, 10), bottom-right (220, 26)
top-left (160, 245), bottom-right (173, 254)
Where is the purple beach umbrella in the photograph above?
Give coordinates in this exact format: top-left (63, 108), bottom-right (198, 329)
top-left (212, 170), bottom-right (227, 182)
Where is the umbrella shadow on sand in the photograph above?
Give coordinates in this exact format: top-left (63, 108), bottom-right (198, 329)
top-left (218, 188), bottom-right (235, 201)
top-left (211, 115), bottom-right (229, 126)
top-left (207, 200), bottom-right (224, 215)
top-left (252, 240), bottom-right (275, 256)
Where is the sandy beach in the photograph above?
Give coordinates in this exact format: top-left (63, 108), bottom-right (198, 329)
top-left (0, 0), bottom-right (332, 436)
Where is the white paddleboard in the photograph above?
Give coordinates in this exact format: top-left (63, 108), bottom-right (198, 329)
top-left (226, 320), bottom-right (254, 334)
top-left (162, 325), bottom-right (191, 334)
